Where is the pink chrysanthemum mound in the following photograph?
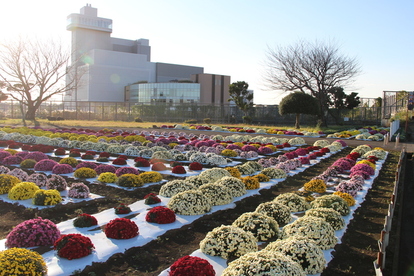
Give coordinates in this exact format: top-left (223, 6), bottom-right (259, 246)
top-left (5, 217), bottom-right (61, 248)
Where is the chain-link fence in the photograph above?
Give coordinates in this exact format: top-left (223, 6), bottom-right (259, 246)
top-left (0, 100), bottom-right (381, 126)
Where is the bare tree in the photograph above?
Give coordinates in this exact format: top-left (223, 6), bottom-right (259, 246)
top-left (0, 37), bottom-right (80, 122)
top-left (264, 40), bottom-right (361, 126)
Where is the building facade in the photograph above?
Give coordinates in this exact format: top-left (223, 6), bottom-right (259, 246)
top-left (65, 4), bottom-right (231, 104)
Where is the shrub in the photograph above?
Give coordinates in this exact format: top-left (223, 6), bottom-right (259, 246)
top-left (203, 118), bottom-right (212, 124)
top-left (105, 218), bottom-right (139, 239)
top-left (0, 248), bottom-right (47, 275)
top-left (73, 213), bottom-right (98, 227)
top-left (144, 193), bottom-right (161, 205)
top-left (97, 172), bottom-right (118, 183)
top-left (184, 119), bottom-right (197, 124)
top-left (232, 212), bottom-right (280, 241)
top-left (27, 173), bottom-right (48, 187)
top-left (222, 251), bottom-right (305, 276)
top-left (169, 255), bottom-right (215, 276)
top-left (33, 159), bottom-right (58, 171)
top-left (54, 234), bottom-right (94, 260)
top-left (74, 167), bottom-right (97, 178)
top-left (5, 217), bottom-right (60, 248)
top-left (116, 173), bottom-right (143, 187)
top-left (58, 157), bottom-right (78, 167)
top-left (0, 174), bottom-right (21, 194)
top-left (303, 179), bottom-right (327, 193)
top-left (115, 166), bottom-right (140, 177)
top-left (168, 190), bottom-right (212, 215)
top-left (32, 189), bottom-right (62, 206)
top-left (145, 206), bottom-right (176, 224)
top-left (20, 158), bottom-right (37, 168)
top-left (46, 174), bottom-right (67, 191)
top-left (114, 203), bottom-right (131, 214)
top-left (200, 225), bottom-right (257, 259)
top-left (68, 183), bottom-right (90, 198)
top-left (51, 163), bottom-right (74, 174)
top-left (138, 171), bottom-right (163, 183)
top-left (95, 164), bottom-right (117, 174)
top-left (8, 182), bottom-right (40, 200)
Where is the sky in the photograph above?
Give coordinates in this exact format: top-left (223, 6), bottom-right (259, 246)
top-left (1, 0), bottom-right (413, 104)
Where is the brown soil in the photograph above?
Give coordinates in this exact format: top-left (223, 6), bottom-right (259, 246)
top-left (0, 144), bottom-right (399, 276)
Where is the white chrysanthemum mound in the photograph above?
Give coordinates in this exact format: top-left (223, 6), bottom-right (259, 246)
top-left (350, 144), bottom-right (372, 155)
top-left (264, 236), bottom-right (326, 274)
top-left (305, 207), bottom-right (345, 230)
top-left (260, 167), bottom-right (287, 179)
top-left (151, 150), bottom-right (173, 160)
top-left (244, 161), bottom-right (264, 172)
top-left (185, 175), bottom-right (209, 188)
top-left (324, 144), bottom-right (340, 152)
top-left (235, 163), bottom-right (256, 175)
top-left (188, 152), bottom-right (208, 164)
top-left (222, 250), bottom-right (305, 276)
top-left (214, 176), bottom-right (246, 197)
top-left (310, 194), bottom-right (350, 216)
top-left (282, 216), bottom-right (337, 250)
top-left (313, 140), bottom-right (330, 148)
top-left (206, 154), bottom-right (228, 166)
top-left (199, 183), bottom-right (233, 206)
top-left (159, 180), bottom-right (196, 197)
top-left (167, 190), bottom-right (212, 215)
top-left (232, 212), bottom-right (280, 241)
top-left (362, 149), bottom-right (387, 160)
top-left (273, 193), bottom-right (310, 212)
top-left (288, 137), bottom-right (306, 145)
top-left (255, 201), bottom-right (292, 226)
top-left (199, 225), bottom-right (258, 259)
top-left (199, 168), bottom-right (231, 183)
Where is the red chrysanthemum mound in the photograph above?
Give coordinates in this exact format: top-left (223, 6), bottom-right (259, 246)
top-left (73, 213), bottom-right (98, 228)
top-left (169, 255), bottom-right (215, 276)
top-left (54, 234), bottom-right (94, 260)
top-left (114, 203), bottom-right (132, 214)
top-left (172, 165), bottom-right (186, 174)
top-left (189, 162), bottom-right (203, 171)
top-left (144, 193), bottom-right (162, 205)
top-left (145, 206), bottom-right (176, 224)
top-left (105, 218), bottom-right (139, 239)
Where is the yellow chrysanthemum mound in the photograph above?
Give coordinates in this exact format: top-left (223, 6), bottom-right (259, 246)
top-left (0, 174), bottom-right (21, 195)
top-left (333, 191), bottom-right (356, 206)
top-left (0, 247), bottom-right (47, 276)
top-left (303, 179), bottom-right (327, 194)
top-left (8, 182), bottom-right (40, 200)
top-left (32, 189), bottom-right (62, 206)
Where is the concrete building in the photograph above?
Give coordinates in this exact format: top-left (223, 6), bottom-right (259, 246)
top-left (65, 4), bottom-right (231, 104)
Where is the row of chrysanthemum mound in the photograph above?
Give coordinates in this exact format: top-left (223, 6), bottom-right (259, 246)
top-left (326, 126), bottom-right (388, 140)
top-left (157, 141), bottom-right (347, 216)
top-left (0, 126), bottom-right (310, 158)
top-left (0, 194), bottom-right (176, 275)
top-left (168, 123), bottom-right (323, 136)
top-left (164, 144), bottom-right (387, 276)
